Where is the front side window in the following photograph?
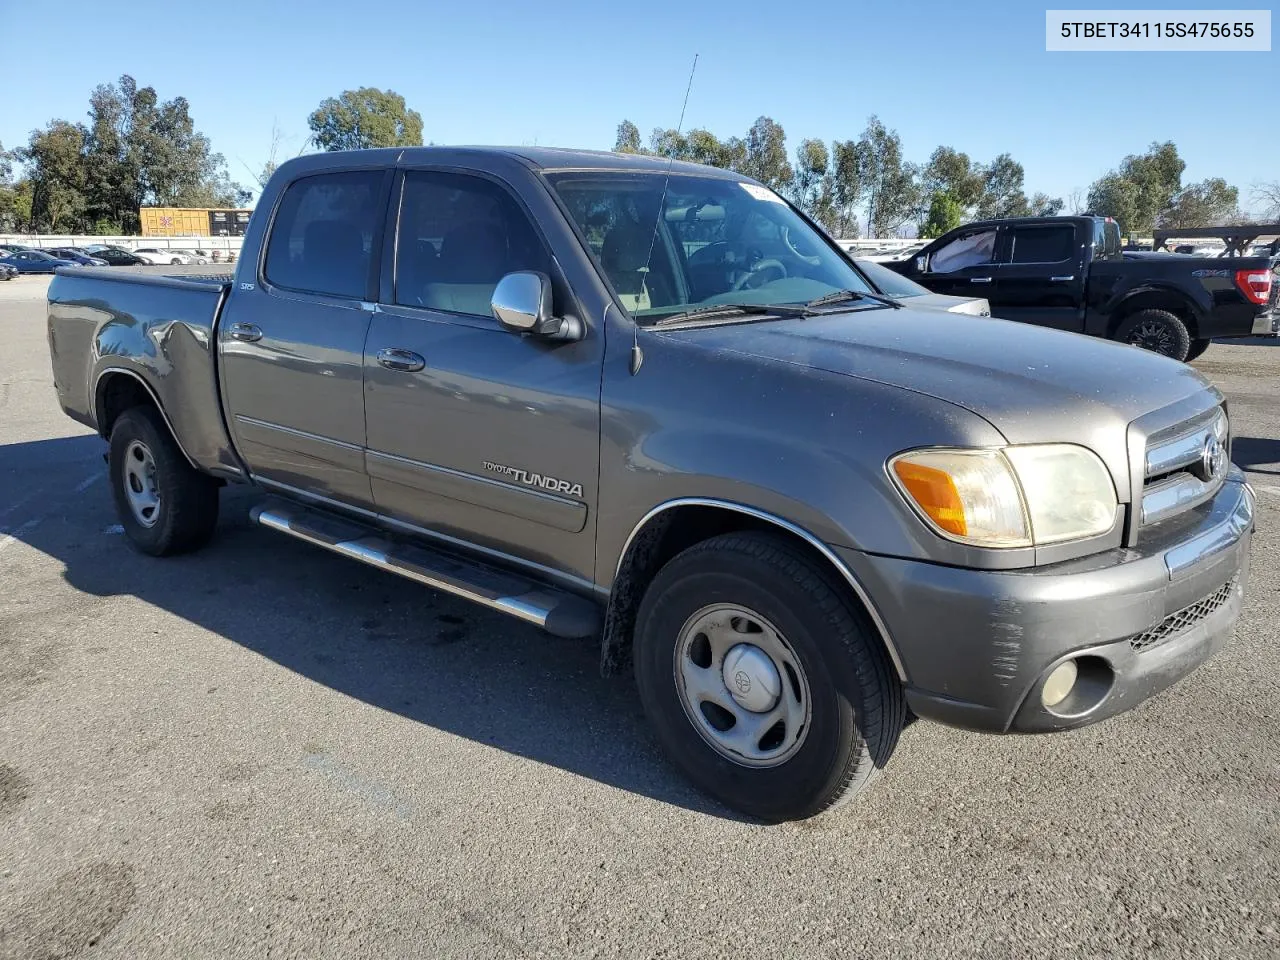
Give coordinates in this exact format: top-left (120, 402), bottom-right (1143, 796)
top-left (547, 172), bottom-right (870, 322)
top-left (929, 229), bottom-right (997, 273)
top-left (394, 171), bottom-right (551, 317)
top-left (264, 170), bottom-right (382, 299)
top-left (1009, 225), bottom-right (1075, 264)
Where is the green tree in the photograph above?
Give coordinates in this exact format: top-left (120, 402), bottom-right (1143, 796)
top-left (308, 88), bottom-right (423, 152)
top-left (976, 153), bottom-right (1028, 219)
top-left (922, 146), bottom-right (985, 212)
top-left (1086, 141), bottom-right (1185, 234)
top-left (792, 139), bottom-right (835, 230)
top-left (829, 139), bottom-right (868, 238)
top-left (1029, 192), bottom-right (1064, 216)
top-left (614, 120), bottom-right (644, 154)
top-left (1162, 178), bottom-right (1240, 228)
top-left (858, 116), bottom-right (919, 236)
top-left (1087, 173), bottom-right (1141, 234)
top-left (22, 121), bottom-right (88, 232)
top-left (919, 191), bottom-right (963, 238)
top-left (738, 117), bottom-right (792, 190)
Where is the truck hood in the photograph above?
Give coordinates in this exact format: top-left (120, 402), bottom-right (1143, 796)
top-left (664, 307), bottom-right (1219, 492)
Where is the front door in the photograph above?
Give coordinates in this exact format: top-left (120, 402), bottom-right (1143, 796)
top-left (917, 225), bottom-right (1000, 301)
top-left (991, 221), bottom-right (1087, 332)
top-left (219, 168), bottom-right (389, 509)
top-left (362, 169), bottom-right (602, 584)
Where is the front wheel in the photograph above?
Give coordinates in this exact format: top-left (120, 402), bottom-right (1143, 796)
top-left (634, 532), bottom-right (904, 822)
top-left (109, 406), bottom-right (220, 556)
top-left (1113, 308), bottom-right (1192, 361)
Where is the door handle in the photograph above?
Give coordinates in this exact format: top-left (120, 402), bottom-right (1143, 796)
top-left (376, 347), bottom-right (426, 372)
top-left (1050, 275), bottom-right (1076, 282)
top-left (969, 277), bottom-right (993, 284)
top-left (227, 322), bottom-right (262, 342)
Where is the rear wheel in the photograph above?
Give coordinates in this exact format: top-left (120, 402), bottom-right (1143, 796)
top-left (1113, 308), bottom-right (1192, 361)
top-left (109, 406), bottom-right (220, 556)
top-left (1185, 338), bottom-right (1212, 362)
top-left (634, 532), bottom-right (904, 822)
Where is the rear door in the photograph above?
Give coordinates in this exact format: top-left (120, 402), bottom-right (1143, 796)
top-left (991, 222), bottom-right (1086, 331)
top-left (917, 226), bottom-right (1000, 299)
top-left (362, 167), bottom-right (602, 583)
top-left (219, 167), bottom-right (390, 509)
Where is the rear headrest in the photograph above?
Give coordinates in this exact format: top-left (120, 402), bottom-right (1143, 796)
top-left (439, 222), bottom-right (507, 283)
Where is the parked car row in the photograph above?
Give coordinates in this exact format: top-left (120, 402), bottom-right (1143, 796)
top-left (0, 242), bottom-right (237, 271)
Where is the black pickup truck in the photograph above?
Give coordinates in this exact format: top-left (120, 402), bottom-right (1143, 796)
top-left (889, 215), bottom-right (1279, 361)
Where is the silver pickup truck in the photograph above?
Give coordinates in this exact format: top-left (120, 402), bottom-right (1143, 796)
top-left (47, 147), bottom-right (1254, 822)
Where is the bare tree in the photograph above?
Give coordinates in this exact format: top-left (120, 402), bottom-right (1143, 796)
top-left (1253, 180), bottom-right (1280, 219)
top-left (1066, 188), bottom-right (1086, 215)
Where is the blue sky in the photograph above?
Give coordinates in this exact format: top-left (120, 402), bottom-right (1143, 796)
top-left (1, 0), bottom-right (1275, 211)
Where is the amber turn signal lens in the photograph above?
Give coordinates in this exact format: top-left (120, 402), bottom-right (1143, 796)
top-left (892, 460), bottom-right (968, 537)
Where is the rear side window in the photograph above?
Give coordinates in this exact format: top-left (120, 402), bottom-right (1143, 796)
top-left (265, 171), bottom-right (383, 299)
top-left (1009, 225), bottom-right (1074, 264)
top-left (394, 171), bottom-right (551, 317)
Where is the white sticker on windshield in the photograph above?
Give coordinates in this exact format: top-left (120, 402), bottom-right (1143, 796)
top-left (739, 182), bottom-right (785, 204)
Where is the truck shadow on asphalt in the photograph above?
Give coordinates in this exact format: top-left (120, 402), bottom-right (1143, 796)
top-left (2, 435), bottom-right (741, 819)
top-left (1231, 436), bottom-right (1280, 477)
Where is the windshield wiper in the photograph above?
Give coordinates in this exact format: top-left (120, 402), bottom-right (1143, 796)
top-left (652, 302), bottom-right (816, 325)
top-left (805, 289), bottom-right (903, 309)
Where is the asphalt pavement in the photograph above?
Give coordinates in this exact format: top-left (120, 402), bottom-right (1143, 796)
top-left (2, 273), bottom-right (1278, 959)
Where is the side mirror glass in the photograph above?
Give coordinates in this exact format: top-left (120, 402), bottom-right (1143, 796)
top-left (915, 256), bottom-right (927, 272)
top-left (491, 270), bottom-right (552, 333)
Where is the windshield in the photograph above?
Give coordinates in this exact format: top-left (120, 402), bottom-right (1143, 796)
top-left (547, 172), bottom-right (872, 322)
top-left (854, 258), bottom-right (931, 298)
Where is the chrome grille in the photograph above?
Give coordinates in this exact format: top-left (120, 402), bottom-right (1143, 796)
top-left (1129, 577), bottom-right (1237, 652)
top-left (1140, 408), bottom-right (1228, 527)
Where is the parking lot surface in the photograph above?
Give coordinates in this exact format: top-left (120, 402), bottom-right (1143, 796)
top-left (2, 273), bottom-right (1278, 959)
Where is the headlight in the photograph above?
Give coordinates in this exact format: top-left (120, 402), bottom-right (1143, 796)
top-left (890, 444), bottom-right (1117, 548)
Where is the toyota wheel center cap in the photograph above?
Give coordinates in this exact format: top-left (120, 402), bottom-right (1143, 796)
top-left (722, 643), bottom-right (782, 713)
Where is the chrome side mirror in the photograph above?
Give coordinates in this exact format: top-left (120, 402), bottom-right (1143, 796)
top-left (491, 271), bottom-right (584, 341)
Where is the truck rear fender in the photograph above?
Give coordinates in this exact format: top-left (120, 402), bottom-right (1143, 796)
top-left (1098, 284), bottom-right (1206, 339)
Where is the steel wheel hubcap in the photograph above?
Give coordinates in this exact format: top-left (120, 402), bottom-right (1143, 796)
top-left (673, 604), bottom-right (811, 768)
top-left (1131, 320), bottom-right (1175, 354)
top-left (123, 440), bottom-right (161, 527)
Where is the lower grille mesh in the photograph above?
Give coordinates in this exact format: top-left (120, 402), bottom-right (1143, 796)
top-left (1130, 578), bottom-right (1237, 652)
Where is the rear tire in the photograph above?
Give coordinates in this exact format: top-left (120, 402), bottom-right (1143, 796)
top-left (1113, 308), bottom-right (1192, 361)
top-left (1185, 338), bottom-right (1211, 362)
top-left (108, 406), bottom-right (220, 556)
top-left (633, 532), bottom-right (904, 822)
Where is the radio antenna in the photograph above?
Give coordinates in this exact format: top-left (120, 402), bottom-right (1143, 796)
top-left (630, 52), bottom-right (699, 377)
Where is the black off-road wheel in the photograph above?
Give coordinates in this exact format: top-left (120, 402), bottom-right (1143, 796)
top-left (108, 406), bottom-right (220, 556)
top-left (633, 532), bottom-right (905, 823)
top-left (1114, 308), bottom-right (1193, 361)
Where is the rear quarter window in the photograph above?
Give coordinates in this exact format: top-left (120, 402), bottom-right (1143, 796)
top-left (1009, 225), bottom-right (1075, 264)
top-left (264, 171), bottom-right (383, 299)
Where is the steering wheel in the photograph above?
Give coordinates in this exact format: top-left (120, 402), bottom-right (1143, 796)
top-left (732, 259), bottom-right (787, 291)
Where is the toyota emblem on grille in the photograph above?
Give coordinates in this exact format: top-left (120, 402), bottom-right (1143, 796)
top-left (1198, 434), bottom-right (1226, 482)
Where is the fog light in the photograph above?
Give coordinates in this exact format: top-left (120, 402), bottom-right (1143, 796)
top-left (1041, 660), bottom-right (1079, 708)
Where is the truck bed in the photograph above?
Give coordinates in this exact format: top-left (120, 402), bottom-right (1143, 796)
top-left (47, 267), bottom-right (244, 477)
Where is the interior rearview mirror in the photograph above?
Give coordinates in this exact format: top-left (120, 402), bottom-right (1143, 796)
top-left (491, 271), bottom-right (583, 341)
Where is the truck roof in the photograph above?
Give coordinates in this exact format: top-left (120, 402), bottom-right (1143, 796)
top-left (958, 215), bottom-right (1107, 231)
top-left (274, 145), bottom-right (749, 181)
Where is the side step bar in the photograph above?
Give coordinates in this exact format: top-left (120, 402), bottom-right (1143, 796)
top-left (249, 502), bottom-right (601, 639)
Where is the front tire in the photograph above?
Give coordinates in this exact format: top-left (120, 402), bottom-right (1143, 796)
top-left (1114, 308), bottom-right (1192, 361)
top-left (108, 407), bottom-right (220, 556)
top-left (634, 532), bottom-right (904, 822)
